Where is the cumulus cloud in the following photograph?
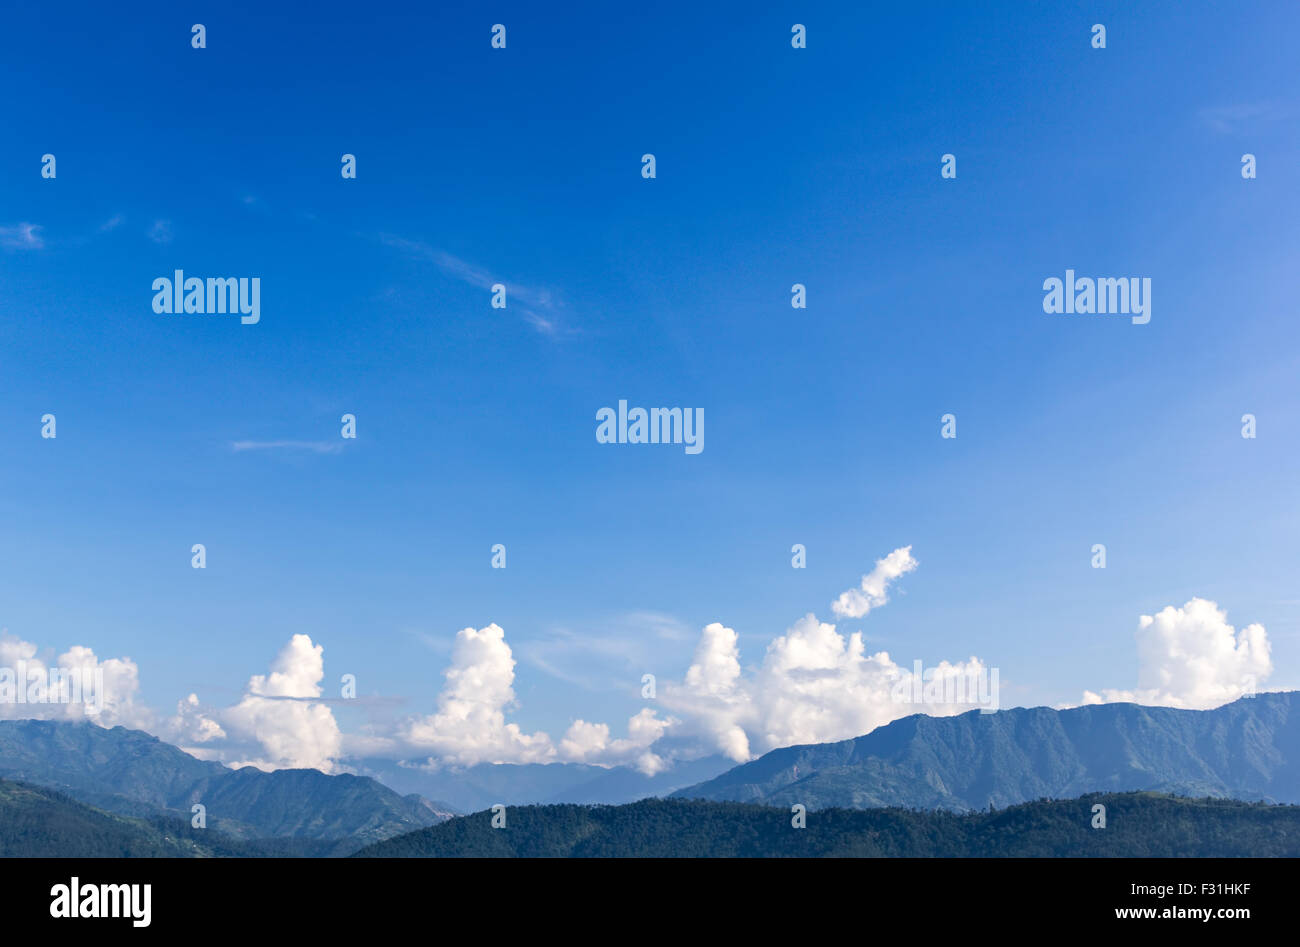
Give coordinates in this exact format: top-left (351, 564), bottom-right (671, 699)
top-left (397, 623), bottom-right (675, 773)
top-left (17, 565), bottom-right (1271, 782)
top-left (667, 622), bottom-right (753, 761)
top-left (246, 634), bottom-right (330, 698)
top-left (0, 621), bottom-right (674, 776)
top-left (400, 623), bottom-right (556, 766)
top-left (0, 548), bottom-right (949, 775)
top-left (831, 545), bottom-right (918, 618)
top-left (1082, 598), bottom-right (1271, 709)
top-left (660, 611), bottom-right (992, 763)
top-left (168, 693), bottom-right (226, 743)
top-left (0, 631), bottom-right (147, 727)
top-left (560, 708), bottom-right (676, 775)
top-left (394, 548), bottom-right (984, 770)
top-left (166, 634), bottom-right (343, 773)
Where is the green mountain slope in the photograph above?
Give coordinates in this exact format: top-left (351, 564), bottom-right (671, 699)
top-left (353, 793), bottom-right (1300, 858)
top-left (0, 720), bottom-right (452, 845)
top-left (0, 778), bottom-right (249, 857)
top-left (672, 692), bottom-right (1300, 811)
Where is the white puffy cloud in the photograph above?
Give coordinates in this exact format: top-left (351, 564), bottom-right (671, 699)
top-left (0, 628), bottom-right (344, 775)
top-left (0, 631), bottom-right (147, 727)
top-left (398, 623), bottom-right (679, 772)
top-left (756, 614), bottom-right (987, 752)
top-left (21, 564), bottom-right (1272, 783)
top-left (401, 623), bottom-right (556, 766)
top-left (166, 634), bottom-right (343, 773)
top-left (558, 719), bottom-right (607, 758)
top-left (0, 546), bottom-right (971, 776)
top-left (245, 634), bottom-right (329, 699)
top-left (653, 549), bottom-right (997, 763)
top-left (661, 612), bottom-right (992, 762)
top-left (220, 635), bottom-right (342, 772)
top-left (665, 622), bottom-right (754, 761)
top-left (560, 708), bottom-right (676, 775)
top-left (1082, 598), bottom-right (1271, 709)
top-left (168, 693), bottom-right (226, 743)
top-left (831, 546), bottom-right (917, 618)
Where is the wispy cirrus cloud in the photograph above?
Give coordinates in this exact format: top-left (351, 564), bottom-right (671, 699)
top-left (518, 611), bottom-right (694, 691)
top-left (0, 223), bottom-right (45, 249)
top-left (376, 233), bottom-right (568, 336)
top-left (231, 440), bottom-right (345, 454)
top-left (1198, 102), bottom-right (1287, 134)
top-left (148, 220), bottom-right (173, 244)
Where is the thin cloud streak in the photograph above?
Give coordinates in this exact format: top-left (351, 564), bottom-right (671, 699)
top-left (231, 440), bottom-right (345, 454)
top-left (0, 223), bottom-right (45, 249)
top-left (375, 233), bottom-right (568, 336)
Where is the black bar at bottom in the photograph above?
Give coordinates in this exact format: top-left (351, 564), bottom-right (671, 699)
top-left (1, 856), bottom-right (1291, 933)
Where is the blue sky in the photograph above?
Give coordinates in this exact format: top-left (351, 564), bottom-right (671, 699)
top-left (1, 1), bottom-right (1298, 771)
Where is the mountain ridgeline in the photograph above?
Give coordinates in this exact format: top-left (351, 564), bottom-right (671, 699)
top-left (0, 778), bottom-right (349, 857)
top-left (8, 775), bottom-right (1296, 859)
top-left (356, 753), bottom-right (734, 813)
top-left (0, 720), bottom-right (453, 848)
top-left (671, 692), bottom-right (1300, 811)
top-left (2, 693), bottom-right (1298, 858)
top-left (353, 793), bottom-right (1300, 858)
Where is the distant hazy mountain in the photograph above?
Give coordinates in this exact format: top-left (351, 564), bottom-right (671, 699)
top-left (356, 754), bottom-right (733, 812)
top-left (353, 793), bottom-right (1300, 858)
top-left (540, 754), bottom-right (735, 805)
top-left (672, 693), bottom-right (1300, 810)
top-left (0, 720), bottom-right (452, 846)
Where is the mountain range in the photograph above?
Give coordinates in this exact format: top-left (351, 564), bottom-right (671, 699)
top-left (0, 778), bottom-right (349, 857)
top-left (2, 692), bottom-right (1297, 856)
top-left (0, 720), bottom-right (453, 849)
top-left (355, 753), bottom-right (733, 812)
top-left (9, 776), bottom-right (1296, 858)
top-left (671, 692), bottom-right (1300, 810)
top-left (352, 792), bottom-right (1300, 858)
